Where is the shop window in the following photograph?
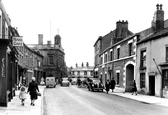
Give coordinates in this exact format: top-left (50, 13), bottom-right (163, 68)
top-left (140, 73), bottom-right (145, 88)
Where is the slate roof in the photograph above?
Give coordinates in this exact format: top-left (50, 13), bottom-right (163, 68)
top-left (137, 27), bottom-right (168, 45)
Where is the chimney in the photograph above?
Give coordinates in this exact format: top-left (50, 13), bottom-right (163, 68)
top-left (76, 63), bottom-right (78, 67)
top-left (38, 34), bottom-right (43, 45)
top-left (47, 40), bottom-right (51, 47)
top-left (86, 62), bottom-right (89, 67)
top-left (81, 62), bottom-right (84, 67)
top-left (114, 20), bottom-right (128, 43)
top-left (152, 4), bottom-right (164, 31)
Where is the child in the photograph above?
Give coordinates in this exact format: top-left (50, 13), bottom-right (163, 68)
top-left (19, 85), bottom-right (27, 106)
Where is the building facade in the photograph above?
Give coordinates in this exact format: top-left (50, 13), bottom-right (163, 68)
top-left (136, 4), bottom-right (168, 98)
top-left (30, 34), bottom-right (67, 83)
top-left (94, 20), bottom-right (134, 87)
top-left (70, 62), bottom-right (94, 79)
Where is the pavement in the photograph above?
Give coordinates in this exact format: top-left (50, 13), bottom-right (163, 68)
top-left (104, 87), bottom-right (168, 108)
top-left (0, 85), bottom-right (45, 115)
top-left (0, 86), bottom-right (168, 115)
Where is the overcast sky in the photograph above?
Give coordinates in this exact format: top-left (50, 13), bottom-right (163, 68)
top-left (2, 0), bottom-right (168, 68)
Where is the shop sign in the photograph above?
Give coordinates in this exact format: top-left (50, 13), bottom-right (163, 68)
top-left (12, 36), bottom-right (23, 46)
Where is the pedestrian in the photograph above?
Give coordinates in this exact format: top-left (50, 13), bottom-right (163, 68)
top-left (27, 77), bottom-right (40, 106)
top-left (132, 80), bottom-right (137, 95)
top-left (110, 78), bottom-right (116, 92)
top-left (19, 85), bottom-right (27, 106)
top-left (105, 79), bottom-right (110, 94)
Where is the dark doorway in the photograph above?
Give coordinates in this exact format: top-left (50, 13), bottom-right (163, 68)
top-left (149, 75), bottom-right (155, 96)
top-left (125, 64), bottom-right (134, 92)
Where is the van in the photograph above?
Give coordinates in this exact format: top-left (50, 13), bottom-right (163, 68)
top-left (45, 77), bottom-right (56, 88)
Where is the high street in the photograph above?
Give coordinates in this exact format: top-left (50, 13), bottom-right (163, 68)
top-left (43, 85), bottom-right (168, 115)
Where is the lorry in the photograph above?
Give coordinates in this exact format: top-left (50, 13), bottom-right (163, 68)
top-left (45, 77), bottom-right (56, 88)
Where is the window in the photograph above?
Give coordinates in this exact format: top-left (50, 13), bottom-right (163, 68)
top-left (77, 71), bottom-right (80, 75)
top-left (129, 43), bottom-right (132, 56)
top-left (140, 50), bottom-right (146, 68)
top-left (104, 53), bottom-right (107, 63)
top-left (163, 70), bottom-right (168, 89)
top-left (166, 47), bottom-right (168, 62)
top-left (49, 55), bottom-right (54, 64)
top-left (140, 73), bottom-right (145, 88)
top-left (110, 50), bottom-right (113, 61)
top-left (84, 71), bottom-right (87, 75)
top-left (100, 56), bottom-right (103, 64)
top-left (117, 73), bottom-right (120, 85)
top-left (117, 48), bottom-right (120, 59)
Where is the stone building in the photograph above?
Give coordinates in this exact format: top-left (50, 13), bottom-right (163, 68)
top-left (30, 34), bottom-right (66, 83)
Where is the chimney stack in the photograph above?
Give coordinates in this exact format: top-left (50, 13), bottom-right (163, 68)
top-left (86, 62), bottom-right (89, 67)
top-left (76, 63), bottom-right (78, 67)
top-left (81, 62), bottom-right (84, 67)
top-left (114, 20), bottom-right (128, 43)
top-left (152, 4), bottom-right (164, 31)
top-left (38, 34), bottom-right (43, 45)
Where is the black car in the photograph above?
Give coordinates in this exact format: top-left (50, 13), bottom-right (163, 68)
top-left (87, 78), bottom-right (104, 92)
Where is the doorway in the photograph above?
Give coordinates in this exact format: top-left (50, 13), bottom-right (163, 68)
top-left (125, 64), bottom-right (134, 92)
top-left (149, 75), bottom-right (155, 96)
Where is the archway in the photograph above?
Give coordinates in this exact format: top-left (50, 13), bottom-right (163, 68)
top-left (125, 64), bottom-right (134, 92)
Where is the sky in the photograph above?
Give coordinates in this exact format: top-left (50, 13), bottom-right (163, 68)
top-left (2, 0), bottom-right (168, 68)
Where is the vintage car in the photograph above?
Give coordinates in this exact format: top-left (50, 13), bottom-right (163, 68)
top-left (87, 78), bottom-right (104, 92)
top-left (61, 78), bottom-right (70, 87)
top-left (71, 78), bottom-right (77, 85)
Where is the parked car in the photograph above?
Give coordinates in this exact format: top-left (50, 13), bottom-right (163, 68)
top-left (61, 78), bottom-right (70, 86)
top-left (45, 77), bottom-right (56, 88)
top-left (71, 78), bottom-right (77, 85)
top-left (87, 78), bottom-right (104, 92)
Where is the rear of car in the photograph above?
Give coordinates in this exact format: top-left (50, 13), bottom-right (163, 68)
top-left (61, 78), bottom-right (70, 87)
top-left (46, 77), bottom-right (56, 88)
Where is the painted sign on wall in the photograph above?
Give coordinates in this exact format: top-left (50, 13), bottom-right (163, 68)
top-left (1, 58), bottom-right (5, 77)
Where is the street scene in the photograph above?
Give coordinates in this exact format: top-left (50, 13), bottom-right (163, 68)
top-left (1, 0), bottom-right (168, 115)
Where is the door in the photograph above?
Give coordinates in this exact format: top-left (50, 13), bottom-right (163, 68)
top-left (149, 75), bottom-right (155, 96)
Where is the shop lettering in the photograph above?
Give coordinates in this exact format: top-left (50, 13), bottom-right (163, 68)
top-left (12, 37), bottom-right (23, 46)
top-left (1, 58), bottom-right (5, 77)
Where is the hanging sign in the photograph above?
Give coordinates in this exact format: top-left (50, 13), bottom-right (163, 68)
top-left (12, 36), bottom-right (23, 46)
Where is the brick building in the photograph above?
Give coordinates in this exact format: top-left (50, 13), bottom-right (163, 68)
top-left (94, 20), bottom-right (133, 88)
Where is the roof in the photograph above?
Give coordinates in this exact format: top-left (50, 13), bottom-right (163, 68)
top-left (137, 27), bottom-right (168, 44)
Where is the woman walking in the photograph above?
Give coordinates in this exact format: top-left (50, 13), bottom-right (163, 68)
top-left (132, 80), bottom-right (137, 95)
top-left (27, 77), bottom-right (39, 106)
top-left (110, 78), bottom-right (116, 92)
top-left (105, 80), bottom-right (110, 94)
